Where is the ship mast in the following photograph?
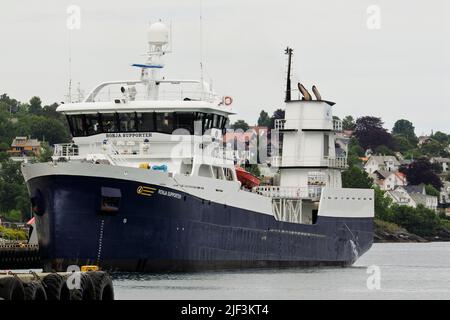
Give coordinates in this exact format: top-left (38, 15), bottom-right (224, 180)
top-left (285, 47), bottom-right (293, 102)
top-left (133, 21), bottom-right (171, 100)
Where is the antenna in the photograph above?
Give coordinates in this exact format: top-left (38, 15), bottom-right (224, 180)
top-left (170, 20), bottom-right (173, 52)
top-left (199, 0), bottom-right (204, 97)
top-left (285, 47), bottom-right (293, 102)
top-left (68, 30), bottom-right (73, 103)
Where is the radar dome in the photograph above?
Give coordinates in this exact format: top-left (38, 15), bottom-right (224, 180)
top-left (148, 22), bottom-right (169, 45)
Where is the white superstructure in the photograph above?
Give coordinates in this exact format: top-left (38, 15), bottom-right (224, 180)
top-left (41, 24), bottom-right (373, 226)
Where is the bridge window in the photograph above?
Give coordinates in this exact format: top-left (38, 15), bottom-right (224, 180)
top-left (101, 113), bottom-right (118, 133)
top-left (118, 113), bottom-right (137, 132)
top-left (67, 112), bottom-right (229, 137)
top-left (223, 167), bottom-right (235, 181)
top-left (212, 166), bottom-right (225, 180)
top-left (156, 112), bottom-right (174, 134)
top-left (198, 164), bottom-right (213, 178)
top-left (194, 113), bottom-right (205, 135)
top-left (204, 113), bottom-right (213, 131)
top-left (67, 115), bottom-right (85, 137)
top-left (85, 114), bottom-right (101, 135)
top-left (136, 112), bottom-right (156, 132)
top-left (174, 112), bottom-right (196, 135)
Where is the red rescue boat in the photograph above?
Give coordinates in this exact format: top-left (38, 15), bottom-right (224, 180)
top-left (235, 166), bottom-right (261, 189)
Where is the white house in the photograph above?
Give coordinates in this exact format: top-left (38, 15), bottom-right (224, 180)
top-left (410, 193), bottom-right (438, 212)
top-left (371, 170), bottom-right (407, 191)
top-left (406, 184), bottom-right (439, 212)
top-left (385, 186), bottom-right (416, 207)
top-left (430, 157), bottom-right (449, 173)
top-left (364, 155), bottom-right (400, 174)
top-left (386, 185), bottom-right (439, 212)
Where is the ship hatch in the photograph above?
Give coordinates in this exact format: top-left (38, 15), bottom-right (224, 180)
top-left (100, 187), bottom-right (121, 214)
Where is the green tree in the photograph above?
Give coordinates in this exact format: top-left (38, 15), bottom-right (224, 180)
top-left (431, 131), bottom-right (449, 145)
top-left (0, 111), bottom-right (16, 145)
top-left (425, 184), bottom-right (440, 197)
top-left (348, 137), bottom-right (365, 157)
top-left (354, 116), bottom-right (394, 151)
top-left (0, 94), bottom-right (20, 114)
top-left (38, 142), bottom-right (53, 162)
top-left (257, 110), bottom-right (271, 127)
top-left (344, 137), bottom-right (365, 167)
top-left (390, 204), bottom-right (441, 237)
top-left (342, 115), bottom-right (356, 131)
top-left (403, 148), bottom-right (423, 160)
top-left (374, 187), bottom-right (393, 221)
top-left (269, 109), bottom-right (285, 129)
top-left (420, 139), bottom-right (449, 157)
top-left (392, 119), bottom-right (418, 144)
top-left (0, 160), bottom-right (29, 221)
top-left (392, 134), bottom-right (415, 153)
top-left (374, 145), bottom-right (394, 156)
top-left (15, 115), bottom-right (70, 145)
top-left (28, 96), bottom-right (43, 115)
top-left (342, 166), bottom-right (373, 189)
top-left (231, 120), bottom-right (250, 132)
top-left (400, 157), bottom-right (443, 189)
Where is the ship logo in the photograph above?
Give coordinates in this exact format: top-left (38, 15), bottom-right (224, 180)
top-left (137, 186), bottom-right (156, 197)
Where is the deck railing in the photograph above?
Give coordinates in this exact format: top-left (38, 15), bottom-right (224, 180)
top-left (270, 156), bottom-right (348, 169)
top-left (53, 144), bottom-right (79, 157)
top-left (253, 185), bottom-right (323, 200)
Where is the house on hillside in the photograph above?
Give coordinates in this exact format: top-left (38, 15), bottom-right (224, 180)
top-left (7, 136), bottom-right (41, 162)
top-left (399, 159), bottom-right (413, 166)
top-left (418, 135), bottom-right (432, 146)
top-left (406, 184), bottom-right (438, 212)
top-left (371, 170), bottom-right (407, 191)
top-left (385, 186), bottom-right (416, 207)
top-left (223, 127), bottom-right (273, 165)
top-left (364, 155), bottom-right (400, 174)
top-left (430, 157), bottom-right (449, 173)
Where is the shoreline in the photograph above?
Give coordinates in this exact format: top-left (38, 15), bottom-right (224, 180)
top-left (374, 219), bottom-right (450, 243)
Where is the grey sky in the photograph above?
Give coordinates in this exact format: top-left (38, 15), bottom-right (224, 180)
top-left (0, 0), bottom-right (449, 135)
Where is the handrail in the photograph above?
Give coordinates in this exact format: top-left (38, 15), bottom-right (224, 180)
top-left (253, 185), bottom-right (323, 200)
top-left (274, 118), bottom-right (343, 132)
top-left (270, 156), bottom-right (348, 168)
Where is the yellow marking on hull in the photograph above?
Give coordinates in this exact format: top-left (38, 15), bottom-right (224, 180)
top-left (137, 186), bottom-right (156, 197)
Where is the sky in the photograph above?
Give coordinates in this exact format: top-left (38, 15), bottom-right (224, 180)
top-left (0, 0), bottom-right (449, 135)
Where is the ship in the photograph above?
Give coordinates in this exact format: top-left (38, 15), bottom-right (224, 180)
top-left (21, 22), bottom-right (374, 272)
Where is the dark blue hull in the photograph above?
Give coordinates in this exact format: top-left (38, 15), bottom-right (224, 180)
top-left (26, 175), bottom-right (373, 272)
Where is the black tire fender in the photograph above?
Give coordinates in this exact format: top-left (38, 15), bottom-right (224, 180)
top-left (86, 272), bottom-right (114, 300)
top-left (24, 281), bottom-right (47, 301)
top-left (70, 273), bottom-right (95, 300)
top-left (42, 273), bottom-right (71, 300)
top-left (0, 277), bottom-right (25, 300)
